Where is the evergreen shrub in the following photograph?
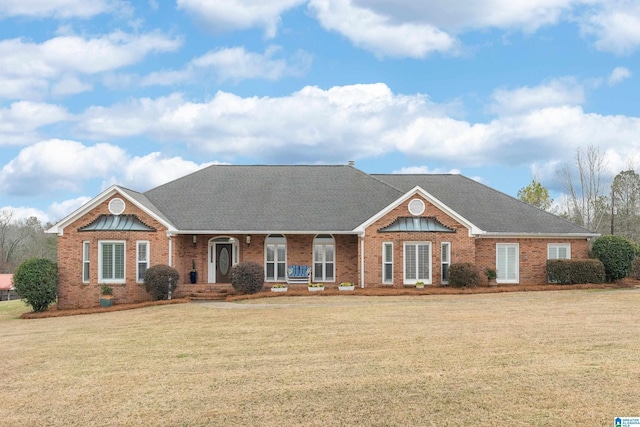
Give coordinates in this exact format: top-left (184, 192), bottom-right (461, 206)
top-left (230, 262), bottom-right (264, 294)
top-left (144, 264), bottom-right (179, 300)
top-left (13, 258), bottom-right (58, 312)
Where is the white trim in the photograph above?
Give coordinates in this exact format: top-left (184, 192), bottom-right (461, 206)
top-left (496, 243), bottom-right (519, 284)
top-left (382, 242), bottom-right (393, 284)
top-left (208, 237), bottom-right (239, 284)
top-left (479, 232), bottom-right (599, 239)
top-left (313, 235), bottom-right (336, 282)
top-left (46, 185), bottom-right (176, 236)
top-left (264, 235), bottom-right (287, 282)
top-left (403, 241), bottom-right (432, 285)
top-left (82, 241), bottom-right (90, 283)
top-left (136, 240), bottom-right (150, 283)
top-left (441, 242), bottom-right (451, 284)
top-left (98, 240), bottom-right (126, 284)
top-left (360, 235), bottom-right (365, 288)
top-left (548, 243), bottom-right (571, 260)
top-left (354, 186), bottom-right (483, 236)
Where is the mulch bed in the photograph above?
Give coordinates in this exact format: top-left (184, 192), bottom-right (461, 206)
top-left (19, 279), bottom-right (639, 319)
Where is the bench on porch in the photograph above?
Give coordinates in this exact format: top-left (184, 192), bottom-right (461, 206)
top-left (287, 265), bottom-right (312, 285)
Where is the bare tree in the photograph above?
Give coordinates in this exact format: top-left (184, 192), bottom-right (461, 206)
top-left (611, 169), bottom-right (640, 242)
top-left (556, 145), bottom-right (609, 231)
top-left (0, 210), bottom-right (57, 273)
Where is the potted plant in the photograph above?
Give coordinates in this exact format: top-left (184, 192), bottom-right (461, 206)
top-left (415, 281), bottom-right (425, 289)
top-left (271, 284), bottom-right (288, 292)
top-left (485, 268), bottom-right (497, 285)
top-left (190, 259), bottom-right (197, 284)
top-left (308, 283), bottom-right (324, 292)
top-left (99, 285), bottom-right (114, 307)
top-left (338, 282), bottom-right (355, 291)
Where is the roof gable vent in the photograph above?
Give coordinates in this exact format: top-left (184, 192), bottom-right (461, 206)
top-left (108, 198), bottom-right (126, 215)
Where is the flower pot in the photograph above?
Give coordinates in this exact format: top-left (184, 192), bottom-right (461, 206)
top-left (271, 286), bottom-right (288, 292)
top-left (189, 271), bottom-right (197, 284)
top-left (99, 296), bottom-right (113, 307)
top-left (338, 285), bottom-right (355, 291)
top-left (308, 286), bottom-right (324, 292)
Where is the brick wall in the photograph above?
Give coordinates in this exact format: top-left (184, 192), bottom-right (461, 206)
top-left (363, 194), bottom-right (475, 288)
top-left (475, 237), bottom-right (591, 285)
top-left (57, 195), bottom-right (169, 309)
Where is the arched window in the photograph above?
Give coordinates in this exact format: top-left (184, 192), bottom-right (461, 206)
top-left (313, 235), bottom-right (335, 282)
top-left (265, 235), bottom-right (287, 281)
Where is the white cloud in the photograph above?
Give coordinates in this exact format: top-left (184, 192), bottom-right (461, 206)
top-left (142, 45), bottom-right (312, 86)
top-left (0, 0), bottom-right (120, 19)
top-left (0, 139), bottom-right (128, 195)
top-left (393, 166), bottom-right (461, 174)
top-left (608, 66), bottom-right (631, 85)
top-left (176, 0), bottom-right (306, 38)
top-left (580, 2), bottom-right (640, 55)
top-left (77, 83), bottom-right (449, 162)
top-left (0, 31), bottom-right (182, 100)
top-left (309, 0), bottom-right (457, 58)
top-left (0, 140), bottom-right (215, 203)
top-left (0, 101), bottom-right (71, 145)
top-left (47, 197), bottom-right (93, 224)
top-left (74, 81), bottom-right (640, 172)
top-left (488, 78), bottom-right (585, 115)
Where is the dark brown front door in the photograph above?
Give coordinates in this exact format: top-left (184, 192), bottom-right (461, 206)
top-left (216, 244), bottom-right (232, 283)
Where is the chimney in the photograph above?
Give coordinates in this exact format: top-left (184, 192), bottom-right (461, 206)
top-left (348, 160), bottom-right (355, 167)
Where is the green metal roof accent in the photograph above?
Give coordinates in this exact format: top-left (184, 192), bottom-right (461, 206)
top-left (78, 214), bottom-right (156, 232)
top-left (379, 217), bottom-right (456, 233)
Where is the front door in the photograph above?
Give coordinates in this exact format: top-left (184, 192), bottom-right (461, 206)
top-left (216, 244), bottom-right (232, 283)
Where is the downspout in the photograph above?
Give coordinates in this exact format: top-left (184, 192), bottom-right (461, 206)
top-left (360, 234), bottom-right (365, 288)
top-left (167, 233), bottom-right (173, 267)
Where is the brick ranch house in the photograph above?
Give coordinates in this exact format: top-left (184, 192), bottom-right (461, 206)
top-left (47, 164), bottom-right (598, 309)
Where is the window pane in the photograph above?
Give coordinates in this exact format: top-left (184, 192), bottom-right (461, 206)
top-left (266, 246), bottom-right (274, 262)
top-left (102, 244), bottom-right (113, 280)
top-left (384, 264), bottom-right (393, 282)
top-left (138, 263), bottom-right (147, 281)
top-left (277, 245), bottom-right (285, 263)
top-left (384, 244), bottom-right (392, 262)
top-left (442, 264), bottom-right (449, 282)
top-left (325, 245), bottom-right (334, 262)
top-left (266, 263), bottom-right (275, 280)
top-left (405, 245), bottom-right (416, 280)
top-left (138, 242), bottom-right (147, 261)
top-left (276, 263), bottom-right (286, 280)
top-left (417, 244), bottom-right (429, 280)
top-left (441, 243), bottom-right (449, 263)
top-left (114, 243), bottom-right (125, 279)
top-left (326, 263), bottom-right (334, 280)
top-left (314, 245), bottom-right (323, 262)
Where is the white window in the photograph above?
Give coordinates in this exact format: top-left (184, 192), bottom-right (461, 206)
top-left (313, 235), bottom-right (335, 282)
top-left (496, 243), bottom-right (519, 283)
top-left (548, 243), bottom-right (571, 260)
top-left (82, 241), bottom-right (90, 283)
top-left (137, 241), bottom-right (150, 283)
top-left (99, 241), bottom-right (125, 283)
top-left (382, 242), bottom-right (393, 284)
top-left (404, 242), bottom-right (431, 285)
top-left (265, 235), bottom-right (286, 281)
top-left (441, 242), bottom-right (451, 284)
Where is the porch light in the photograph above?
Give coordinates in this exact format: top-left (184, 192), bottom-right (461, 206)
top-left (246, 235), bottom-right (251, 245)
top-left (192, 235), bottom-right (197, 246)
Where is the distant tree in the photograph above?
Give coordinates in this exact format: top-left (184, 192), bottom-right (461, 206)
top-left (0, 211), bottom-right (57, 273)
top-left (556, 145), bottom-right (609, 231)
top-left (611, 169), bottom-right (640, 242)
top-left (517, 179), bottom-right (553, 211)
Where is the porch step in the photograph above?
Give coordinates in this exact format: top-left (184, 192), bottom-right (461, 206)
top-left (188, 289), bottom-right (235, 301)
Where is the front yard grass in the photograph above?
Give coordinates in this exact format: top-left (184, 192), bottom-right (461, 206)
top-left (1, 289), bottom-right (639, 426)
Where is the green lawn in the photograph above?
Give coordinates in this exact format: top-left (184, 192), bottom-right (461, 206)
top-left (2, 290), bottom-right (639, 426)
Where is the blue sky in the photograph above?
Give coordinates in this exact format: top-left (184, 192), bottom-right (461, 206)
top-left (1, 0), bottom-right (640, 224)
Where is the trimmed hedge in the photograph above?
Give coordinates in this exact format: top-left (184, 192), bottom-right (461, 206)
top-left (230, 262), bottom-right (265, 294)
top-left (546, 259), bottom-right (605, 284)
top-left (447, 263), bottom-right (482, 287)
top-left (591, 235), bottom-right (635, 281)
top-left (144, 264), bottom-right (179, 300)
top-left (13, 258), bottom-right (58, 312)
top-left (631, 258), bottom-right (640, 280)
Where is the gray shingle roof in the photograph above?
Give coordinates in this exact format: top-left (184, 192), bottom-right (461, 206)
top-left (372, 174), bottom-right (595, 235)
top-left (131, 165), bottom-right (595, 236)
top-left (143, 165), bottom-right (402, 232)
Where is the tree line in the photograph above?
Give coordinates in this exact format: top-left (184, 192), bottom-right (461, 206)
top-left (518, 145), bottom-right (640, 243)
top-left (0, 210), bottom-right (57, 274)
